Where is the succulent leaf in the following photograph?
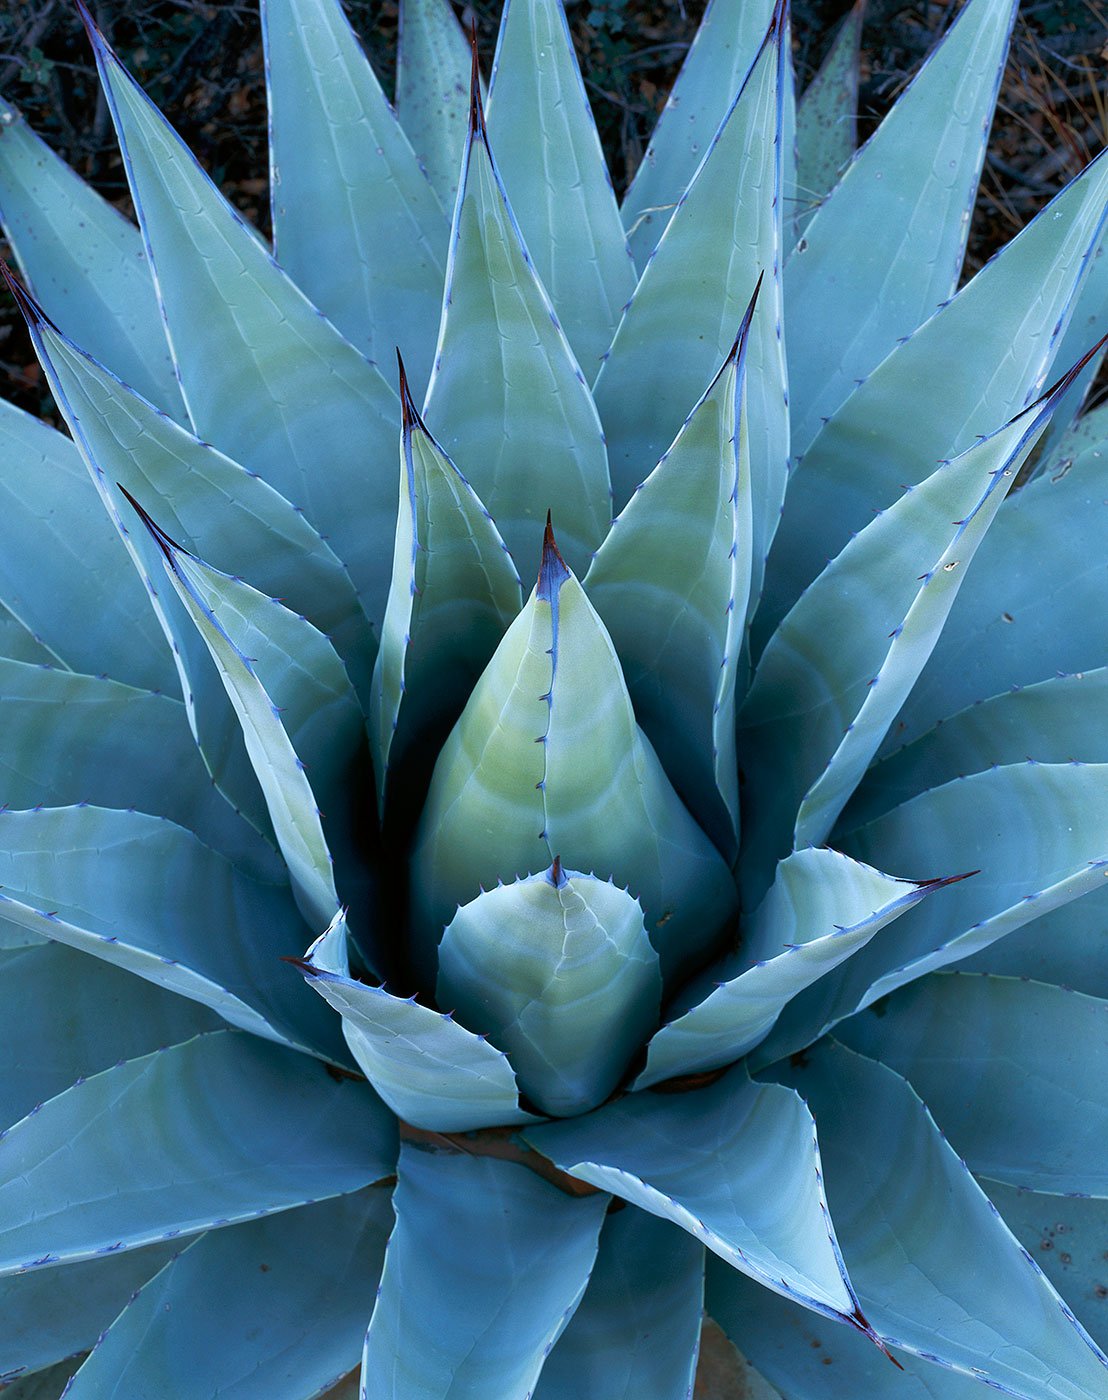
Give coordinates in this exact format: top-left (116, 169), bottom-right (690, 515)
top-left (844, 668), bottom-right (1108, 831)
top-left (0, 1030), bottom-right (396, 1277)
top-left (16, 299), bottom-right (377, 704)
top-left (486, 0), bottom-right (636, 374)
top-left (0, 604), bottom-right (53, 667)
top-left (410, 527), bottom-right (739, 985)
top-left (0, 806), bottom-right (343, 1061)
top-left (763, 145), bottom-right (1108, 643)
top-left (130, 508), bottom-right (365, 936)
top-left (754, 763), bottom-right (1108, 1063)
top-left (792, 0), bottom-right (863, 243)
top-left (0, 398), bottom-right (171, 693)
top-left (301, 912), bottom-right (540, 1131)
top-left (594, 14), bottom-right (787, 618)
top-left (896, 446), bottom-right (1108, 745)
top-left (64, 1190), bottom-right (394, 1399)
top-left (981, 1184), bottom-right (1108, 1355)
top-left (85, 17), bottom-right (403, 623)
top-left (958, 882), bottom-right (1108, 1000)
top-left (0, 661), bottom-right (277, 879)
top-left (0, 98), bottom-right (181, 416)
top-left (361, 1144), bottom-right (608, 1400)
top-left (533, 1207), bottom-right (705, 1400)
top-left (0, 1243), bottom-right (179, 1389)
top-left (0, 944), bottom-right (218, 1134)
top-left (786, 0), bottom-right (1016, 454)
top-left (525, 1066), bottom-right (864, 1328)
top-left (635, 848), bottom-right (952, 1088)
top-left (421, 72), bottom-right (611, 575)
top-left (436, 864), bottom-right (662, 1117)
top-left (741, 369), bottom-right (1070, 886)
top-left (1031, 232), bottom-right (1108, 466)
top-left (779, 1040), bottom-right (1108, 1395)
top-left (370, 364), bottom-right (522, 820)
top-left (586, 300), bottom-right (755, 861)
top-left (395, 0), bottom-right (476, 211)
top-left (838, 973), bottom-right (1108, 1198)
top-left (707, 1257), bottom-right (1007, 1398)
top-left (619, 0), bottom-right (776, 267)
top-left (262, 0), bottom-right (447, 390)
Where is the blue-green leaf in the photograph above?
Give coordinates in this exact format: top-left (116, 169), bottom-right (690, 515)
top-left (838, 974), bottom-right (1108, 1198)
top-left (525, 1066), bottom-right (864, 1328)
top-left (0, 1244), bottom-right (178, 1389)
top-left (422, 74), bottom-right (611, 574)
top-left (486, 0), bottom-right (636, 373)
top-left (87, 18), bottom-right (403, 622)
top-left (763, 147), bottom-right (1108, 642)
top-left (262, 0), bottom-right (447, 389)
top-left (0, 97), bottom-right (180, 414)
top-left (779, 1040), bottom-right (1108, 1395)
top-left (586, 300), bottom-right (754, 861)
top-left (708, 1259), bottom-right (998, 1399)
top-left (0, 944), bottom-right (218, 1133)
top-left (0, 1030), bottom-right (396, 1277)
top-left (395, 0), bottom-right (474, 211)
top-left (1031, 234), bottom-right (1108, 468)
top-left (370, 364), bottom-right (521, 820)
top-left (786, 0), bottom-right (1016, 453)
top-left (620, 0), bottom-right (776, 268)
top-left (753, 764), bottom-right (1108, 1065)
top-left (983, 1184), bottom-right (1108, 1355)
top-left (594, 15), bottom-right (787, 619)
top-left (410, 526), bottom-right (739, 986)
top-left (362, 1144), bottom-right (607, 1399)
top-left (65, 1190), bottom-right (394, 1400)
top-left (0, 806), bottom-right (342, 1061)
top-left (20, 300), bottom-right (376, 704)
top-left (843, 669), bottom-right (1108, 832)
top-left (741, 367), bottom-right (1069, 886)
top-left (436, 863), bottom-right (661, 1117)
top-left (535, 1207), bottom-right (705, 1400)
top-left (958, 882), bottom-right (1108, 1001)
top-left (0, 660), bottom-right (276, 878)
top-left (893, 445), bottom-right (1108, 746)
top-left (301, 913), bottom-right (539, 1131)
top-left (635, 848), bottom-right (952, 1089)
top-left (130, 505), bottom-right (365, 935)
top-left (0, 606), bottom-right (52, 665)
top-left (0, 396), bottom-right (170, 693)
top-left (792, 0), bottom-right (863, 241)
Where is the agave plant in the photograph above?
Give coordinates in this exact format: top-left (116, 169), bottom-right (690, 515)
top-left (0, 0), bottom-right (1106, 1392)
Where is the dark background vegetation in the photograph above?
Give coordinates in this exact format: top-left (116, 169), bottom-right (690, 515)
top-left (1, 0), bottom-right (1106, 415)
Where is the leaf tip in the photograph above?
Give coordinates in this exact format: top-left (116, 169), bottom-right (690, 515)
top-left (536, 512), bottom-right (571, 601)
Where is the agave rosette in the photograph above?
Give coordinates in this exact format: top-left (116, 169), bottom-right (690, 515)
top-left (0, 0), bottom-right (1106, 1394)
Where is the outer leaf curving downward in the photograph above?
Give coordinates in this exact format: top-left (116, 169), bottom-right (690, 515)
top-left (437, 863), bottom-right (662, 1117)
top-left (526, 1065), bottom-right (868, 1332)
top-left (778, 1040), bottom-right (1108, 1397)
top-left (361, 1144), bottom-right (608, 1400)
top-left (410, 522), bottom-right (738, 986)
top-left (0, 1030), bottom-right (397, 1277)
top-left (838, 973), bottom-right (1108, 1198)
top-left (64, 1190), bottom-right (394, 1400)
